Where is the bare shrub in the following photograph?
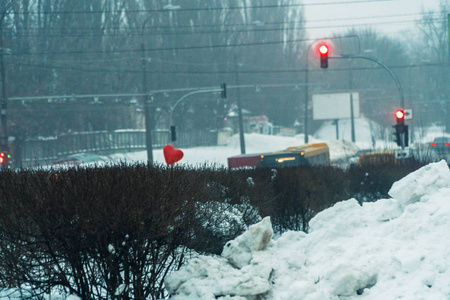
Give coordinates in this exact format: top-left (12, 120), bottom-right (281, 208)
top-left (0, 165), bottom-right (200, 299)
top-left (0, 160), bottom-right (430, 299)
top-left (265, 166), bottom-right (350, 233)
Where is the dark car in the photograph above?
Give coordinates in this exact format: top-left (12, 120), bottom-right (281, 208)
top-left (53, 153), bottom-right (108, 167)
top-left (431, 137), bottom-right (450, 151)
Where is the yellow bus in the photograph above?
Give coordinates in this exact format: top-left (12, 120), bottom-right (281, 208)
top-left (260, 143), bottom-right (330, 168)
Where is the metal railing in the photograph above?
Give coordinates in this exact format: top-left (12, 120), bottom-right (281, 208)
top-left (14, 129), bottom-right (218, 168)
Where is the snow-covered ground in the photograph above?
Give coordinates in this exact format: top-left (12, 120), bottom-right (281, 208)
top-left (111, 133), bottom-right (351, 167)
top-left (15, 117), bottom-right (450, 299)
top-left (109, 116), bottom-right (446, 168)
top-left (105, 117), bottom-right (450, 299)
top-left (165, 160), bottom-right (450, 299)
top-left (110, 122), bottom-right (364, 167)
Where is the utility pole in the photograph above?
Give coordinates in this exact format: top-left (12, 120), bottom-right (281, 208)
top-left (348, 59), bottom-right (356, 143)
top-left (234, 52), bottom-right (246, 154)
top-left (0, 1), bottom-right (17, 155)
top-left (304, 67), bottom-right (309, 144)
top-left (141, 18), bottom-right (154, 165)
top-left (0, 30), bottom-right (7, 153)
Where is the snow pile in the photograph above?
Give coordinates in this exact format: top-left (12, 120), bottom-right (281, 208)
top-left (315, 116), bottom-right (384, 149)
top-left (165, 160), bottom-right (450, 299)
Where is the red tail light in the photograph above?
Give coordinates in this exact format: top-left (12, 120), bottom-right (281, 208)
top-left (432, 143), bottom-right (436, 146)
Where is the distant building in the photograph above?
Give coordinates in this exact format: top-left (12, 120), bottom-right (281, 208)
top-left (223, 105), bottom-right (252, 133)
top-left (249, 115), bottom-right (273, 135)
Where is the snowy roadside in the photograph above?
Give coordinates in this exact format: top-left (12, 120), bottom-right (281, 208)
top-left (165, 161), bottom-right (450, 299)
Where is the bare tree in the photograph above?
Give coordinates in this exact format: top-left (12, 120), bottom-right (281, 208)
top-left (414, 0), bottom-right (450, 131)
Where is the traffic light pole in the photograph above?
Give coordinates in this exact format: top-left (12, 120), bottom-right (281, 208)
top-left (334, 55), bottom-right (407, 148)
top-left (304, 35), bottom-right (361, 144)
top-left (333, 55), bottom-right (405, 109)
top-left (169, 87), bottom-right (224, 143)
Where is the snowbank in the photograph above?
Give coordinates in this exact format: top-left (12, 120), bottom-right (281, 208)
top-left (114, 132), bottom-right (355, 167)
top-left (165, 160), bottom-right (450, 299)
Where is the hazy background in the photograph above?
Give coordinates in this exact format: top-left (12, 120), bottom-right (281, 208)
top-left (0, 0), bottom-right (448, 167)
top-left (304, 0), bottom-right (443, 38)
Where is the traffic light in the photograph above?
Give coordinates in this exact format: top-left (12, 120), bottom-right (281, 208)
top-left (404, 125), bottom-right (409, 147)
top-left (170, 125), bottom-right (177, 142)
top-left (393, 110), bottom-right (408, 147)
top-left (318, 44), bottom-right (329, 68)
top-left (395, 109), bottom-right (405, 125)
top-left (393, 124), bottom-right (401, 146)
top-left (393, 124), bottom-right (409, 147)
top-left (0, 152), bottom-right (11, 169)
top-left (221, 83), bottom-right (227, 99)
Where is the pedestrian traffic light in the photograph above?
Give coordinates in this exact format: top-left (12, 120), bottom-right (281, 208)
top-left (170, 125), bottom-right (177, 142)
top-left (0, 152), bottom-right (11, 169)
top-left (318, 44), bottom-right (329, 68)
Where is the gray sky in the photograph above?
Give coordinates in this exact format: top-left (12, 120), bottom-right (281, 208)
top-left (303, 0), bottom-right (443, 39)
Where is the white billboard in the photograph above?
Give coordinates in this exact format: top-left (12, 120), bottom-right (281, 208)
top-left (312, 92), bottom-right (360, 120)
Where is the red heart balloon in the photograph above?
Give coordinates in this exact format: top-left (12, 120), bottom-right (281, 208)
top-left (163, 145), bottom-right (184, 165)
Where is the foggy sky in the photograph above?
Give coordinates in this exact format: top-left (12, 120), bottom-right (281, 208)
top-left (303, 0), bottom-right (443, 38)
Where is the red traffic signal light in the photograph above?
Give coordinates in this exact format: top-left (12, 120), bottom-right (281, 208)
top-left (395, 110), bottom-right (405, 125)
top-left (395, 110), bottom-right (405, 120)
top-left (319, 45), bottom-right (329, 55)
top-left (0, 152), bottom-right (11, 169)
top-left (393, 110), bottom-right (408, 147)
top-left (318, 44), bottom-right (329, 68)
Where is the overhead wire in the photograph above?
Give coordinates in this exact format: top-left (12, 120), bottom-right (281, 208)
top-left (9, 58), bottom-right (448, 76)
top-left (2, 11), bottom-right (443, 39)
top-left (2, 2), bottom-right (445, 76)
top-left (7, 0), bottom-right (394, 15)
top-left (2, 18), bottom-right (441, 39)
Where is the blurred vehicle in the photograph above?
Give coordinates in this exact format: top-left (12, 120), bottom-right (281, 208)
top-left (53, 153), bottom-right (108, 167)
top-left (431, 137), bottom-right (450, 151)
top-left (348, 149), bottom-right (374, 166)
top-left (358, 151), bottom-right (395, 167)
top-left (228, 143), bottom-right (330, 169)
